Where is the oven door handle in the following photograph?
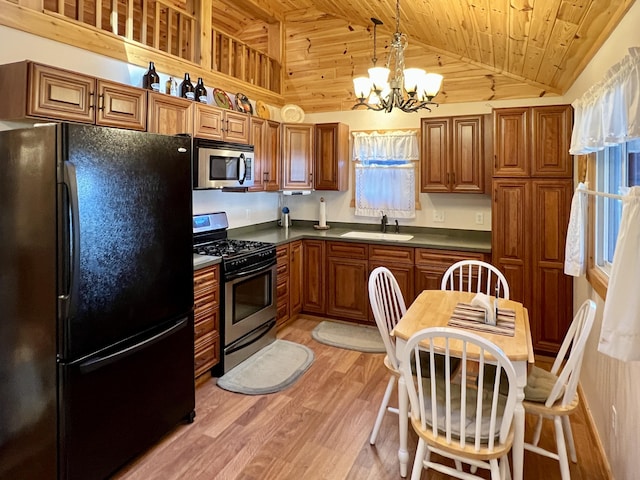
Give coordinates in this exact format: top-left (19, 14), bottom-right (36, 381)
top-left (227, 260), bottom-right (276, 280)
top-left (225, 318), bottom-right (277, 356)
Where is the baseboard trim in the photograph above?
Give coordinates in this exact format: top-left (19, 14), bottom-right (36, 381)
top-left (578, 383), bottom-right (614, 479)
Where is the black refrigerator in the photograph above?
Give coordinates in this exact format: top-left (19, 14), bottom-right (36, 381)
top-left (0, 123), bottom-right (195, 480)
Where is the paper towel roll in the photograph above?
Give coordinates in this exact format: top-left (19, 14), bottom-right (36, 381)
top-left (319, 197), bottom-right (327, 227)
top-left (471, 292), bottom-right (496, 326)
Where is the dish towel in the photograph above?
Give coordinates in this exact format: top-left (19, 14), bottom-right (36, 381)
top-left (598, 186), bottom-right (640, 361)
top-left (564, 182), bottom-right (587, 277)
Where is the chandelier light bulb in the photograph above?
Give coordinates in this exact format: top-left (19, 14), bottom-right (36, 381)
top-left (368, 66), bottom-right (390, 91)
top-left (353, 77), bottom-right (372, 99)
top-left (422, 73), bottom-right (444, 99)
top-left (403, 68), bottom-right (426, 95)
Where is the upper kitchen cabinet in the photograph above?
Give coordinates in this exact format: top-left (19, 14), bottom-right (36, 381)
top-left (420, 115), bottom-right (490, 193)
top-left (147, 92), bottom-right (193, 135)
top-left (193, 103), bottom-right (250, 143)
top-left (250, 117), bottom-right (281, 192)
top-left (0, 61), bottom-right (146, 130)
top-left (314, 122), bottom-right (349, 191)
top-left (282, 123), bottom-right (314, 190)
top-left (493, 105), bottom-right (572, 178)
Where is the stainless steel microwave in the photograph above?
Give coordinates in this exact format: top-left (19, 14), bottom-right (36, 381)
top-left (193, 139), bottom-right (254, 189)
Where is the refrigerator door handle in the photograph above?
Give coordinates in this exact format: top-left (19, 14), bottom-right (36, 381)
top-left (77, 317), bottom-right (188, 373)
top-left (61, 161), bottom-right (81, 320)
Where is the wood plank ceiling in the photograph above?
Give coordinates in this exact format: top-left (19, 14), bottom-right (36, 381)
top-left (216, 0), bottom-right (634, 113)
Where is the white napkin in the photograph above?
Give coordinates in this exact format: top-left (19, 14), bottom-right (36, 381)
top-left (471, 293), bottom-right (496, 326)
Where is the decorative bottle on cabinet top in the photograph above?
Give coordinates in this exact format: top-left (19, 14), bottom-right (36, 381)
top-left (142, 61), bottom-right (160, 92)
top-left (194, 78), bottom-right (208, 104)
top-left (179, 73), bottom-right (195, 100)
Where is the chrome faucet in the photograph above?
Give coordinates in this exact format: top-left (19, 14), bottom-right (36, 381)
top-left (395, 219), bottom-right (400, 233)
top-left (381, 213), bottom-right (388, 233)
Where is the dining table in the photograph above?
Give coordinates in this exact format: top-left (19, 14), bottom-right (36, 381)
top-left (391, 289), bottom-right (534, 480)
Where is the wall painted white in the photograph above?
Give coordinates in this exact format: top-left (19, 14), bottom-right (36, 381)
top-left (559, 2), bottom-right (640, 479)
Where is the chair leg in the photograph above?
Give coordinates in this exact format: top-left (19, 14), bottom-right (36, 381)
top-left (532, 414), bottom-right (544, 446)
top-left (553, 415), bottom-right (571, 480)
top-left (562, 415), bottom-right (578, 463)
top-left (489, 458), bottom-right (501, 480)
top-left (455, 460), bottom-right (462, 471)
top-left (503, 455), bottom-right (512, 480)
top-left (370, 375), bottom-right (396, 445)
top-left (411, 438), bottom-right (427, 480)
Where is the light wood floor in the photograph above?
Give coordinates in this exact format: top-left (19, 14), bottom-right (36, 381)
top-left (113, 317), bottom-right (610, 480)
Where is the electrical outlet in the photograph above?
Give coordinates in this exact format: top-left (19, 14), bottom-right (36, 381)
top-left (475, 212), bottom-right (484, 225)
top-left (433, 210), bottom-right (445, 223)
top-left (611, 405), bottom-right (617, 436)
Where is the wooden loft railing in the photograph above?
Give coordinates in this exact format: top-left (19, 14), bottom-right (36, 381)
top-left (7, 0), bottom-right (283, 97)
top-left (212, 28), bottom-right (281, 94)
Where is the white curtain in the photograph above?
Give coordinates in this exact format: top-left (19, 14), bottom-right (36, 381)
top-left (564, 183), bottom-right (588, 277)
top-left (570, 46), bottom-right (640, 361)
top-left (354, 164), bottom-right (416, 218)
top-left (352, 130), bottom-right (419, 162)
top-left (570, 47), bottom-right (640, 154)
top-left (352, 130), bottom-right (418, 218)
top-left (598, 187), bottom-right (640, 361)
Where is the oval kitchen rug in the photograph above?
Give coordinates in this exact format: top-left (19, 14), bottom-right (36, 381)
top-left (311, 320), bottom-right (386, 353)
top-left (217, 339), bottom-right (314, 395)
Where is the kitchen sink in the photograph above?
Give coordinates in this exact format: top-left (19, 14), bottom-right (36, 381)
top-left (340, 231), bottom-right (414, 242)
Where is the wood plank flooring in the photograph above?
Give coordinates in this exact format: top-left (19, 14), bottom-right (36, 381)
top-left (113, 317), bottom-right (610, 480)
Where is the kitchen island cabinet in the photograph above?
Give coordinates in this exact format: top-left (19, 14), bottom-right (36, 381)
top-left (193, 264), bottom-right (220, 384)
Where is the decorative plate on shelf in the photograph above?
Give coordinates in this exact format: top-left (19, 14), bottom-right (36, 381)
top-left (281, 104), bottom-right (305, 123)
top-left (235, 93), bottom-right (253, 114)
top-left (213, 88), bottom-right (233, 109)
top-left (256, 100), bottom-right (270, 119)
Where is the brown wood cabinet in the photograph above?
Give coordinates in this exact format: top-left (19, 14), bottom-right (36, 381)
top-left (276, 244), bottom-right (290, 326)
top-left (368, 244), bottom-right (415, 305)
top-left (289, 240), bottom-right (303, 317)
top-left (147, 92), bottom-right (193, 135)
top-left (0, 61), bottom-right (146, 130)
top-left (326, 241), bottom-right (370, 323)
top-left (414, 248), bottom-right (488, 298)
top-left (492, 104), bottom-right (573, 355)
top-left (420, 115), bottom-right (489, 193)
top-left (493, 105), bottom-right (572, 177)
top-left (250, 117), bottom-right (281, 192)
top-left (314, 122), bottom-right (349, 191)
top-left (302, 239), bottom-right (326, 314)
top-left (282, 123), bottom-right (314, 190)
top-left (193, 264), bottom-right (221, 382)
top-left (193, 103), bottom-right (249, 143)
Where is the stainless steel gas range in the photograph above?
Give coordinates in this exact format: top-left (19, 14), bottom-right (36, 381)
top-left (193, 212), bottom-right (277, 373)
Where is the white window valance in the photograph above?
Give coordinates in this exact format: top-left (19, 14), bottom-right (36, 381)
top-left (570, 47), bottom-right (640, 154)
top-left (352, 130), bottom-right (419, 163)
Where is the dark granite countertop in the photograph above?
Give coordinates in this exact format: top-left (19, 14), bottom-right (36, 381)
top-left (193, 253), bottom-right (221, 271)
top-left (228, 221), bottom-right (491, 253)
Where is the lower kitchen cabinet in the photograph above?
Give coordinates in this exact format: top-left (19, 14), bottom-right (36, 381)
top-left (276, 244), bottom-right (290, 327)
top-left (414, 248), bottom-right (488, 296)
top-left (302, 239), bottom-right (325, 314)
top-left (193, 264), bottom-right (220, 383)
top-left (289, 240), bottom-right (303, 316)
top-left (326, 242), bottom-right (370, 324)
top-left (368, 244), bottom-right (415, 306)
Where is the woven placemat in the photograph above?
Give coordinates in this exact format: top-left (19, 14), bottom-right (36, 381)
top-left (447, 302), bottom-right (516, 336)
